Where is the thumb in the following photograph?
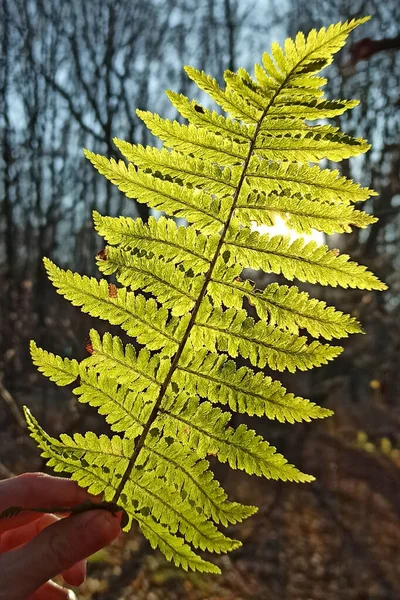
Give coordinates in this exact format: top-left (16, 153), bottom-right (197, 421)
top-left (0, 510), bottom-right (120, 599)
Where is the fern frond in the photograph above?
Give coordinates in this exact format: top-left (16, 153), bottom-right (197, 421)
top-left (186, 19), bottom-right (368, 126)
top-left (184, 66), bottom-right (261, 123)
top-left (29, 340), bottom-right (156, 435)
top-left (135, 514), bottom-right (221, 574)
top-left (73, 369), bottom-right (148, 439)
top-left (166, 91), bottom-right (253, 141)
top-left (254, 128), bottom-right (370, 162)
top-left (96, 247), bottom-right (200, 316)
top-left (245, 160), bottom-right (376, 205)
top-left (254, 63), bottom-right (328, 94)
top-left (141, 435), bottom-right (257, 526)
top-left (236, 190), bottom-right (377, 234)
top-left (122, 469), bottom-right (240, 554)
top-left (261, 18), bottom-right (369, 81)
top-left (230, 282), bottom-right (361, 339)
top-left (175, 349), bottom-right (332, 422)
top-left (206, 260), bottom-right (361, 339)
top-left (256, 117), bottom-right (319, 133)
top-left (166, 91), bottom-right (366, 165)
top-left (225, 70), bottom-right (359, 120)
top-left (26, 410), bottom-right (239, 554)
top-left (85, 152), bottom-right (228, 234)
top-left (93, 213), bottom-right (214, 275)
top-left (161, 395), bottom-right (314, 482)
top-left (30, 340), bottom-right (79, 385)
top-left (24, 408), bottom-right (226, 572)
top-left (24, 407), bottom-right (128, 496)
top-left (224, 227), bottom-right (386, 290)
top-left (192, 298), bottom-right (342, 371)
top-left (44, 258), bottom-right (186, 355)
top-left (29, 347), bottom-right (255, 527)
top-left (114, 141), bottom-right (239, 195)
top-left (84, 330), bottom-right (168, 393)
top-left (266, 97), bottom-right (359, 120)
top-left (27, 17), bottom-right (386, 573)
top-left (137, 111), bottom-right (247, 166)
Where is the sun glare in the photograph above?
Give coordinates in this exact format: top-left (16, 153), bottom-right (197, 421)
top-left (253, 215), bottom-right (325, 246)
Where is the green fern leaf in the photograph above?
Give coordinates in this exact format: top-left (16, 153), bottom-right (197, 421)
top-left (136, 111), bottom-right (247, 166)
top-left (96, 247), bottom-right (199, 316)
top-left (236, 190), bottom-right (376, 234)
top-left (166, 91), bottom-right (252, 141)
top-left (25, 409), bottom-right (240, 554)
top-left (30, 340), bottom-right (79, 385)
top-left (44, 258), bottom-right (186, 355)
top-left (85, 152), bottom-right (229, 234)
top-left (93, 213), bottom-right (215, 275)
top-left (206, 262), bottom-right (362, 339)
top-left (224, 226), bottom-right (386, 290)
top-left (84, 329), bottom-right (168, 393)
top-left (245, 160), bottom-right (376, 205)
top-left (184, 66), bottom-right (261, 123)
top-left (114, 141), bottom-right (240, 195)
top-left (254, 128), bottom-right (370, 162)
top-left (26, 17), bottom-right (387, 573)
top-left (161, 395), bottom-right (314, 482)
top-left (192, 298), bottom-right (342, 371)
top-left (235, 282), bottom-right (361, 339)
top-left (135, 515), bottom-right (221, 574)
top-left (225, 69), bottom-right (359, 120)
top-left (141, 436), bottom-right (257, 526)
top-left (23, 408), bottom-right (223, 573)
top-left (175, 348), bottom-right (332, 422)
top-left (30, 346), bottom-right (256, 527)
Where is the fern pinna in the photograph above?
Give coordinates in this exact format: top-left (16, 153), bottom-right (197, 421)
top-left (25, 18), bottom-right (386, 573)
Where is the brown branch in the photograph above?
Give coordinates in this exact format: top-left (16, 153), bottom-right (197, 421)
top-left (0, 377), bottom-right (26, 431)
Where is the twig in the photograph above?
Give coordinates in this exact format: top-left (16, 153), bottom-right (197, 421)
top-left (0, 378), bottom-right (26, 431)
top-left (0, 500), bottom-right (129, 528)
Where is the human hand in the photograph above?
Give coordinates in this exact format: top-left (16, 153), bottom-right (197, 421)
top-left (0, 472), bottom-right (121, 600)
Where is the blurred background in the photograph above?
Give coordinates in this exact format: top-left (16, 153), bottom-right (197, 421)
top-left (1, 0), bottom-right (400, 598)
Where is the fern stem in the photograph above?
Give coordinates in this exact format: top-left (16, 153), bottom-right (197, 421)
top-left (113, 82), bottom-right (290, 503)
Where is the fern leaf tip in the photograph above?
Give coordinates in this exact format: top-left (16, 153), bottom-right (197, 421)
top-left (23, 405), bottom-right (32, 420)
top-left (92, 209), bottom-right (102, 224)
top-left (83, 148), bottom-right (94, 159)
top-left (304, 474), bottom-right (316, 483)
top-left (42, 257), bottom-right (60, 280)
top-left (42, 257), bottom-right (59, 279)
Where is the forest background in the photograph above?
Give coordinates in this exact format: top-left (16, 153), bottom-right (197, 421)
top-left (1, 1), bottom-right (399, 598)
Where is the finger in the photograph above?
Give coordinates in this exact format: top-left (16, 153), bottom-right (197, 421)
top-left (0, 513), bottom-right (88, 587)
top-left (0, 472), bottom-right (102, 533)
top-left (0, 510), bottom-right (45, 536)
top-left (28, 580), bottom-right (78, 600)
top-left (62, 558), bottom-right (86, 586)
top-left (0, 514), bottom-right (57, 551)
top-left (0, 509), bottom-right (120, 598)
top-left (0, 472), bottom-right (102, 511)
